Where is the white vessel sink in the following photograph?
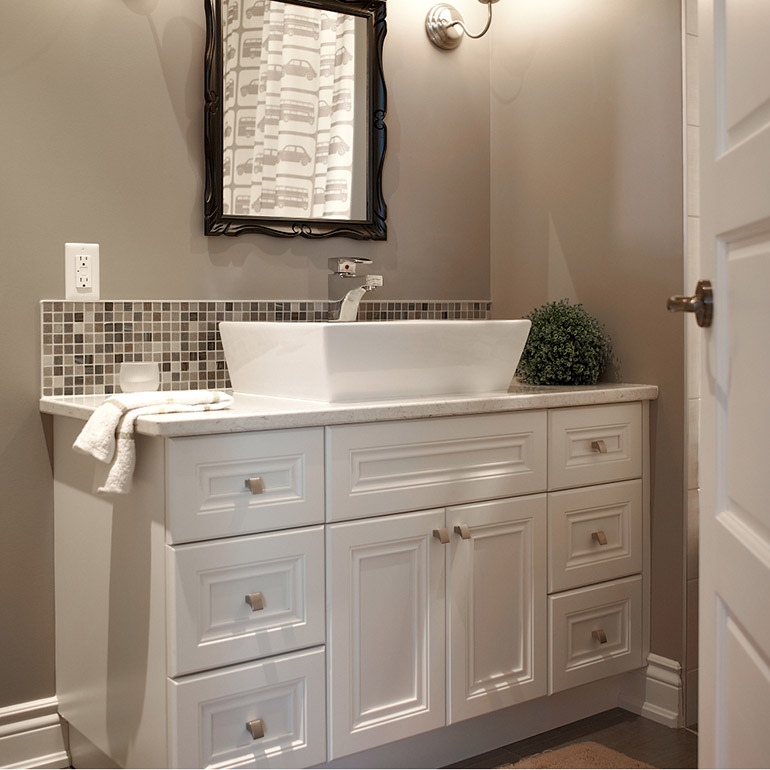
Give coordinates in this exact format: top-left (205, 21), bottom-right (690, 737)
top-left (218, 319), bottom-right (531, 402)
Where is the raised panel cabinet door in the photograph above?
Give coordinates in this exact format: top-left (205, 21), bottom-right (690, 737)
top-left (446, 495), bottom-right (548, 724)
top-left (327, 509), bottom-right (447, 759)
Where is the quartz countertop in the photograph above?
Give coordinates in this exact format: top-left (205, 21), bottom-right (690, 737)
top-left (40, 383), bottom-right (658, 438)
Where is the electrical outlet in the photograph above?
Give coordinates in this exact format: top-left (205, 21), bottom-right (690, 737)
top-left (65, 243), bottom-right (100, 300)
top-left (76, 255), bottom-right (92, 288)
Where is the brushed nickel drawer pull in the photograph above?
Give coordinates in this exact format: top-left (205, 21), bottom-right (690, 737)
top-left (592, 530), bottom-right (608, 546)
top-left (245, 592), bottom-right (265, 611)
top-left (246, 718), bottom-right (265, 740)
top-left (245, 477), bottom-right (265, 495)
top-left (433, 528), bottom-right (450, 545)
top-left (454, 524), bottom-right (471, 540)
top-left (591, 439), bottom-right (608, 454)
top-left (592, 629), bottom-right (608, 645)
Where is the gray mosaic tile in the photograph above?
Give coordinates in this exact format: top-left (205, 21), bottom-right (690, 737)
top-left (40, 299), bottom-right (492, 396)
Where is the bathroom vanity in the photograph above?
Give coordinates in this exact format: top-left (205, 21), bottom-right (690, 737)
top-left (42, 384), bottom-right (656, 769)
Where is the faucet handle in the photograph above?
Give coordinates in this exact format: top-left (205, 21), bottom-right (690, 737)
top-left (328, 257), bottom-right (373, 276)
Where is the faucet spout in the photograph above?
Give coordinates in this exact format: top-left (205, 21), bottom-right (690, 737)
top-left (336, 286), bottom-right (369, 322)
top-left (330, 275), bottom-right (383, 322)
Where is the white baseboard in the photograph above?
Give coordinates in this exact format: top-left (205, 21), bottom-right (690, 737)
top-left (618, 653), bottom-right (683, 728)
top-left (0, 697), bottom-right (69, 769)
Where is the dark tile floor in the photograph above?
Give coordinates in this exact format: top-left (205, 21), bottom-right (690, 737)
top-left (444, 708), bottom-right (698, 769)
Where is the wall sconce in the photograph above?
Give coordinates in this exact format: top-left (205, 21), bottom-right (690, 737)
top-left (425, 0), bottom-right (500, 50)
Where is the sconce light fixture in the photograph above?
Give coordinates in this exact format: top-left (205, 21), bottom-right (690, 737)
top-left (425, 0), bottom-right (500, 50)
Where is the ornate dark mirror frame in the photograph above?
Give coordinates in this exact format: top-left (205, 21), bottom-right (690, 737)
top-left (204, 0), bottom-right (387, 239)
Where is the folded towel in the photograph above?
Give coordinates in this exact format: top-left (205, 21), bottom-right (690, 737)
top-left (73, 390), bottom-right (234, 494)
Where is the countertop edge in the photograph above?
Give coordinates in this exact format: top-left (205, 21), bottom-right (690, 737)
top-left (40, 384), bottom-right (659, 436)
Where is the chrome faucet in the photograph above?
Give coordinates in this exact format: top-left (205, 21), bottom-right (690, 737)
top-left (333, 275), bottom-right (384, 322)
top-left (328, 258), bottom-right (383, 322)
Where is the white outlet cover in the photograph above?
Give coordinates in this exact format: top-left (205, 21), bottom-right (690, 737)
top-left (65, 243), bottom-right (100, 300)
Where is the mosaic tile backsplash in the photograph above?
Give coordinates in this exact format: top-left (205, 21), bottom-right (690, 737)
top-left (41, 300), bottom-right (492, 396)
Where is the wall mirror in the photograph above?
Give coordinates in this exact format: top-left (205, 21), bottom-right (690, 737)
top-left (204, 0), bottom-right (387, 239)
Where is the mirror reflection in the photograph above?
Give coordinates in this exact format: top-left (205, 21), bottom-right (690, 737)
top-left (205, 0), bottom-right (387, 239)
top-left (223, 0), bottom-right (367, 220)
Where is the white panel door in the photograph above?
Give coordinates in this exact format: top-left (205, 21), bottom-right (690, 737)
top-left (326, 509), bottom-right (447, 759)
top-left (698, 1), bottom-right (770, 766)
top-left (446, 495), bottom-right (547, 723)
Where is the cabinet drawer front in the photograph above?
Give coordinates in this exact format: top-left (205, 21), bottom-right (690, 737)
top-left (548, 480), bottom-right (642, 592)
top-left (169, 647), bottom-right (326, 769)
top-left (548, 404), bottom-right (642, 490)
top-left (166, 428), bottom-right (324, 543)
top-left (168, 527), bottom-right (325, 676)
top-left (327, 412), bottom-right (547, 522)
top-left (549, 575), bottom-right (642, 694)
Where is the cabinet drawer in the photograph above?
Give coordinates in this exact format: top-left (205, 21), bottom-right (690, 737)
top-left (169, 647), bottom-right (326, 769)
top-left (549, 575), bottom-right (642, 694)
top-left (326, 412), bottom-right (547, 521)
top-left (166, 428), bottom-right (324, 543)
top-left (548, 404), bottom-right (642, 490)
top-left (168, 526), bottom-right (325, 676)
top-left (548, 480), bottom-right (642, 593)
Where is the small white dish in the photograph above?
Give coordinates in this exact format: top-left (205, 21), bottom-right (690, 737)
top-left (120, 362), bottom-right (160, 393)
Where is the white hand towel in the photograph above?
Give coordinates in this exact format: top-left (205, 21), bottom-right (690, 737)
top-left (73, 390), bottom-right (232, 462)
top-left (73, 390), bottom-right (234, 494)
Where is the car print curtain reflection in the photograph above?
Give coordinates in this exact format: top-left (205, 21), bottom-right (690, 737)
top-left (222, 0), bottom-right (356, 220)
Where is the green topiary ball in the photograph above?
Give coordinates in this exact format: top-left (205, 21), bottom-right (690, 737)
top-left (516, 299), bottom-right (612, 386)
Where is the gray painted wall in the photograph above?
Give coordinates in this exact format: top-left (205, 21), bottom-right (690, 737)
top-left (0, 0), bottom-right (491, 708)
top-left (490, 0), bottom-right (686, 662)
top-left (0, 0), bottom-right (684, 712)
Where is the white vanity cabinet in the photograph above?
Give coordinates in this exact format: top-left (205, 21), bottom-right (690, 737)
top-left (49, 391), bottom-right (653, 770)
top-left (325, 412), bottom-right (548, 758)
top-left (53, 419), bottom-right (328, 770)
top-left (325, 402), bottom-right (648, 760)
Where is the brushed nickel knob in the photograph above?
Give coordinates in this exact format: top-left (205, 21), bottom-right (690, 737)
top-left (245, 592), bottom-right (265, 611)
top-left (433, 528), bottom-right (450, 545)
top-left (592, 530), bottom-right (608, 546)
top-left (246, 718), bottom-right (265, 740)
top-left (245, 477), bottom-right (265, 495)
top-left (592, 629), bottom-right (608, 645)
top-left (454, 524), bottom-right (471, 540)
